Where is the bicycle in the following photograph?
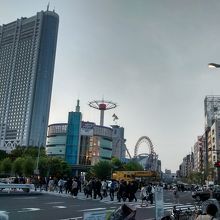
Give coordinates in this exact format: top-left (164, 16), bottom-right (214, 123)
top-left (161, 206), bottom-right (201, 220)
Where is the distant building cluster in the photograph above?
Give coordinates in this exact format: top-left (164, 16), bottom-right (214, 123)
top-left (46, 100), bottom-right (127, 174)
top-left (177, 96), bottom-right (220, 184)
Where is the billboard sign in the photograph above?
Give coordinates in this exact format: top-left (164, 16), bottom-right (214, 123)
top-left (81, 122), bottom-right (95, 136)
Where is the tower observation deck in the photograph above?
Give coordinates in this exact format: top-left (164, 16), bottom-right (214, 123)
top-left (88, 100), bottom-right (117, 126)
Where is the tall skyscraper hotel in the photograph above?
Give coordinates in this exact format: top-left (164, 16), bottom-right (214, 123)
top-left (0, 9), bottom-right (59, 151)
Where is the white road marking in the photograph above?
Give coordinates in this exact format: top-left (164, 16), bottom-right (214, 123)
top-left (18, 208), bottom-right (41, 212)
top-left (53, 206), bottom-right (67, 209)
top-left (46, 202), bottom-right (64, 204)
top-left (79, 208), bottom-right (106, 212)
top-left (13, 197), bottom-right (38, 200)
top-left (59, 217), bottom-right (83, 220)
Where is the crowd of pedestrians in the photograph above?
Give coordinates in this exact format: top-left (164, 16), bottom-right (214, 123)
top-left (82, 178), bottom-right (155, 203)
top-left (31, 176), bottom-right (157, 204)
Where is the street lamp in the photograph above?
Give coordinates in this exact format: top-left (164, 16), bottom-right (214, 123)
top-left (208, 63), bottom-right (220, 68)
top-left (34, 145), bottom-right (41, 175)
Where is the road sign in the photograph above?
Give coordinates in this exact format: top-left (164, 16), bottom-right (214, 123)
top-left (84, 209), bottom-right (106, 220)
top-left (34, 169), bottom-right (39, 175)
top-left (155, 186), bottom-right (164, 220)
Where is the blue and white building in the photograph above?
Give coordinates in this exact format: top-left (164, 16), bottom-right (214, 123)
top-left (46, 100), bottom-right (115, 172)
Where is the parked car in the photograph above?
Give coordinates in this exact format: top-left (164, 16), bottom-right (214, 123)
top-left (192, 190), bottom-right (210, 201)
top-left (212, 185), bottom-right (220, 201)
top-left (192, 185), bottom-right (220, 202)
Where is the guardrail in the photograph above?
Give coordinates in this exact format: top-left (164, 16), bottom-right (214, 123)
top-left (0, 183), bottom-right (35, 193)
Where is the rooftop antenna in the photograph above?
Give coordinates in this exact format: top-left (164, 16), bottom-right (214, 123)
top-left (75, 99), bottom-right (80, 112)
top-left (47, 2), bottom-right (50, 11)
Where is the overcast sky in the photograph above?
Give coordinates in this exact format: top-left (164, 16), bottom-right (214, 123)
top-left (1, 0), bottom-right (220, 172)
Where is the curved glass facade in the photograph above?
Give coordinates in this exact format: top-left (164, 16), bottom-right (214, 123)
top-left (46, 123), bottom-right (67, 158)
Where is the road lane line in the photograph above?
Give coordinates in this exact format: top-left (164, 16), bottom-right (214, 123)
top-left (79, 208), bottom-right (106, 212)
top-left (46, 202), bottom-right (64, 204)
top-left (53, 206), bottom-right (67, 209)
top-left (59, 217), bottom-right (83, 220)
top-left (18, 208), bottom-right (41, 212)
top-left (13, 197), bottom-right (38, 200)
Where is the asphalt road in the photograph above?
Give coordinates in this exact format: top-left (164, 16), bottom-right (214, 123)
top-left (0, 189), bottom-right (196, 220)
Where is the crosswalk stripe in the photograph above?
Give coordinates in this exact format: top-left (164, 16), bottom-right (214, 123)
top-left (42, 191), bottom-right (197, 213)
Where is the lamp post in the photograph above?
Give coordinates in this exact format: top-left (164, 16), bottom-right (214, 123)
top-left (34, 145), bottom-right (40, 175)
top-left (208, 63), bottom-right (220, 68)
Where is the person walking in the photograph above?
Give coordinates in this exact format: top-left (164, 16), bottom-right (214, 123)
top-left (86, 180), bottom-right (93, 198)
top-left (58, 178), bottom-right (64, 194)
top-left (140, 184), bottom-right (148, 207)
top-left (173, 186), bottom-right (180, 204)
top-left (147, 183), bottom-right (154, 205)
top-left (110, 180), bottom-right (116, 201)
top-left (93, 179), bottom-right (103, 200)
top-left (65, 178), bottom-right (72, 194)
top-left (101, 180), bottom-right (108, 197)
top-left (196, 203), bottom-right (218, 220)
top-left (117, 180), bottom-right (127, 202)
top-left (71, 178), bottom-right (78, 198)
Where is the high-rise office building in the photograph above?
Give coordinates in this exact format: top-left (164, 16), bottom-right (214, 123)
top-left (0, 9), bottom-right (59, 151)
top-left (204, 96), bottom-right (220, 128)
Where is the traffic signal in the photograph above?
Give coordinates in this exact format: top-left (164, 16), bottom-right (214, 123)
top-left (214, 161), bottom-right (220, 167)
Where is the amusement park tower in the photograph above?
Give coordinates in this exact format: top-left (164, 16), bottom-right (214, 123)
top-left (88, 100), bottom-right (117, 126)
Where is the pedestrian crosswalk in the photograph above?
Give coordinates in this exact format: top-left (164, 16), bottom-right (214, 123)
top-left (41, 190), bottom-right (197, 213)
top-left (98, 199), bottom-right (196, 211)
top-left (74, 193), bottom-right (196, 212)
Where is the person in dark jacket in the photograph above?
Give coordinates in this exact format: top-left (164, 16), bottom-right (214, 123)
top-left (93, 179), bottom-right (103, 200)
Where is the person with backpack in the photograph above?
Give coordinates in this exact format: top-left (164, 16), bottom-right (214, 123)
top-left (110, 180), bottom-right (117, 201)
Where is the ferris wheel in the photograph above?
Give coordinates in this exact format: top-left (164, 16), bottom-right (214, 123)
top-left (134, 136), bottom-right (158, 171)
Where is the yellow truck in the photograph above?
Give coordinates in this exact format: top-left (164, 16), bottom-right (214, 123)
top-left (112, 171), bottom-right (160, 182)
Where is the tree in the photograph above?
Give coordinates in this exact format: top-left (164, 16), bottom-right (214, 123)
top-left (111, 157), bottom-right (124, 171)
top-left (22, 157), bottom-right (34, 177)
top-left (123, 160), bottom-right (144, 171)
top-left (12, 157), bottom-right (24, 176)
top-left (92, 160), bottom-right (112, 179)
top-left (60, 160), bottom-right (72, 177)
top-left (10, 146), bottom-right (25, 159)
top-left (10, 146), bottom-right (46, 160)
top-left (0, 150), bottom-right (8, 161)
top-left (1, 158), bottom-right (12, 175)
top-left (186, 171), bottom-right (203, 185)
top-left (49, 157), bottom-right (63, 178)
top-left (38, 157), bottom-right (50, 177)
